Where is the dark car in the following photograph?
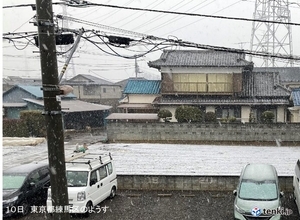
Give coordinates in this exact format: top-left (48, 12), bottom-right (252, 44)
top-left (2, 163), bottom-right (50, 217)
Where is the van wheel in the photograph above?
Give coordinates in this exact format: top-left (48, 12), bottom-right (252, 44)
top-left (110, 186), bottom-right (116, 199)
top-left (83, 201), bottom-right (92, 218)
top-left (20, 200), bottom-right (30, 216)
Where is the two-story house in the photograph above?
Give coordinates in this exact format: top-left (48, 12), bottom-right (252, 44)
top-left (62, 74), bottom-right (122, 112)
top-left (148, 50), bottom-right (291, 123)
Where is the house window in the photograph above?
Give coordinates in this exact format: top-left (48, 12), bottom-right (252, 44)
top-left (172, 73), bottom-right (233, 93)
top-left (103, 88), bottom-right (106, 93)
top-left (83, 85), bottom-right (96, 95)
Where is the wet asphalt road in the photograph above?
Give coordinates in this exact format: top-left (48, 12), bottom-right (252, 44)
top-left (4, 190), bottom-right (300, 220)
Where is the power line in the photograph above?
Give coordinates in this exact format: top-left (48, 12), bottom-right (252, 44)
top-left (4, 2), bottom-right (300, 26)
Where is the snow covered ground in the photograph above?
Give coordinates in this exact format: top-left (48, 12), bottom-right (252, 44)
top-left (2, 139), bottom-right (300, 176)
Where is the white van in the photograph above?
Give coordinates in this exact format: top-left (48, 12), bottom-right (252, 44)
top-left (47, 152), bottom-right (117, 216)
top-left (294, 159), bottom-right (300, 214)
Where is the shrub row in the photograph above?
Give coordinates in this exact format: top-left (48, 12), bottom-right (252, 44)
top-left (3, 110), bottom-right (47, 137)
top-left (158, 107), bottom-right (275, 123)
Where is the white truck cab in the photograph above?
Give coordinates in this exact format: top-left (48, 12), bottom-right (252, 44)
top-left (47, 152), bottom-right (117, 216)
top-left (294, 159), bottom-right (300, 215)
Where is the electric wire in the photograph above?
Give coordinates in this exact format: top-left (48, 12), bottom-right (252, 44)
top-left (4, 2), bottom-right (300, 26)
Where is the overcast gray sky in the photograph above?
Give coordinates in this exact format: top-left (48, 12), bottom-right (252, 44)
top-left (2, 0), bottom-right (300, 82)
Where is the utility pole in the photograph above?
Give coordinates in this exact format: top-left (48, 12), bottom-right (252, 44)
top-left (35, 1), bottom-right (70, 219)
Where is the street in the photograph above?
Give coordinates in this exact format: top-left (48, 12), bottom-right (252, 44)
top-left (5, 190), bottom-right (300, 220)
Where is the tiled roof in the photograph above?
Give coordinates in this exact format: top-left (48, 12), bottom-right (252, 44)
top-left (23, 99), bottom-right (111, 112)
top-left (4, 85), bottom-right (76, 99)
top-left (292, 89), bottom-right (300, 106)
top-left (65, 74), bottom-right (113, 85)
top-left (123, 79), bottom-right (160, 94)
top-left (19, 85), bottom-right (44, 98)
top-left (241, 72), bottom-right (290, 97)
top-left (148, 50), bottom-right (253, 68)
top-left (253, 67), bottom-right (300, 83)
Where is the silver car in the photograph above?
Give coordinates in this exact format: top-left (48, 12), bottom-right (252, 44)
top-left (233, 163), bottom-right (283, 220)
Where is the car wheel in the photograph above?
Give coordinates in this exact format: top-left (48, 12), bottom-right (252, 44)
top-left (20, 200), bottom-right (30, 216)
top-left (109, 186), bottom-right (116, 199)
top-left (83, 201), bottom-right (92, 218)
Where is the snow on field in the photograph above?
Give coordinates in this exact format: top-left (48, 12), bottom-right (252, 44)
top-left (2, 138), bottom-right (300, 176)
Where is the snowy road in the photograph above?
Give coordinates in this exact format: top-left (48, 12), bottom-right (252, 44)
top-left (2, 141), bottom-right (300, 176)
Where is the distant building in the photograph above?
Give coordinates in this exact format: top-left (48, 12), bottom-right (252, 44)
top-left (3, 85), bottom-right (111, 129)
top-left (61, 74), bottom-right (122, 112)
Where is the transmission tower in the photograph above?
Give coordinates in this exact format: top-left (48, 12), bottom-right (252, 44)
top-left (249, 0), bottom-right (293, 67)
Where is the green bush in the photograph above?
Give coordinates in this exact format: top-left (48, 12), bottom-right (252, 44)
top-left (228, 116), bottom-right (237, 123)
top-left (204, 112), bottom-right (217, 122)
top-left (3, 119), bottom-right (29, 137)
top-left (261, 111), bottom-right (275, 123)
top-left (157, 109), bottom-right (172, 122)
top-left (175, 106), bottom-right (203, 123)
top-left (20, 110), bottom-right (47, 137)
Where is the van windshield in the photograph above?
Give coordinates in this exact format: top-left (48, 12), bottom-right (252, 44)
top-left (66, 171), bottom-right (88, 187)
top-left (239, 180), bottom-right (278, 201)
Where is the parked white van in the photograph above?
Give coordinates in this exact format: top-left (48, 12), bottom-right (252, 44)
top-left (47, 152), bottom-right (117, 217)
top-left (294, 159), bottom-right (300, 214)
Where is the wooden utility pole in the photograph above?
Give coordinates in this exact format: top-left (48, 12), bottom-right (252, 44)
top-left (35, 1), bottom-right (70, 219)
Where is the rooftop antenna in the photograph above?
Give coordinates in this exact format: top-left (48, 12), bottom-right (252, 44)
top-left (249, 0), bottom-right (293, 67)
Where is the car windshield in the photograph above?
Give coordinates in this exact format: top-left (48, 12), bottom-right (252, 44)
top-left (66, 171), bottom-right (88, 187)
top-left (3, 174), bottom-right (26, 190)
top-left (239, 180), bottom-right (278, 201)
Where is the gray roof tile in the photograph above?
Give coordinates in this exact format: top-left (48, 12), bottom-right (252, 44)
top-left (241, 72), bottom-right (290, 97)
top-left (253, 67), bottom-right (300, 83)
top-left (148, 50), bottom-right (253, 68)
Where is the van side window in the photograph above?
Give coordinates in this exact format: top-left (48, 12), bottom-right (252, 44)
top-left (99, 166), bottom-right (108, 179)
top-left (90, 170), bottom-right (98, 185)
top-left (107, 162), bottom-right (113, 175)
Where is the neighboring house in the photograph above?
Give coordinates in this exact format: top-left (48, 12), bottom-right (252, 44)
top-left (62, 74), bottom-right (122, 112)
top-left (118, 79), bottom-right (161, 114)
top-left (116, 77), bottom-right (147, 93)
top-left (289, 88), bottom-right (300, 123)
top-left (2, 76), bottom-right (42, 92)
top-left (106, 79), bottom-right (161, 122)
top-left (3, 85), bottom-right (111, 129)
top-left (148, 50), bottom-right (292, 123)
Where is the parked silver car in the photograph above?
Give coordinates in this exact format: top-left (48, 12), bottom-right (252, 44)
top-left (233, 163), bottom-right (283, 220)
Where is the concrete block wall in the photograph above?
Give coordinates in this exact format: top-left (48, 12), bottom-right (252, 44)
top-left (117, 175), bottom-right (294, 192)
top-left (107, 123), bottom-right (300, 144)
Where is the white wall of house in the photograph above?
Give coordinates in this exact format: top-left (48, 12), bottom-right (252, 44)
top-left (72, 85), bottom-right (122, 99)
top-left (277, 106), bottom-right (286, 123)
top-left (159, 106), bottom-right (177, 122)
top-left (289, 107), bottom-right (300, 123)
top-left (127, 94), bottom-right (159, 104)
top-left (241, 106), bottom-right (251, 123)
top-left (206, 106), bottom-right (215, 113)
